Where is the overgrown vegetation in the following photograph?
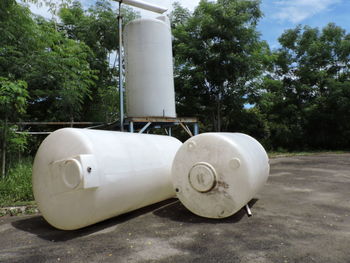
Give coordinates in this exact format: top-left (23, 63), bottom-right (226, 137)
top-left (0, 159), bottom-right (34, 206)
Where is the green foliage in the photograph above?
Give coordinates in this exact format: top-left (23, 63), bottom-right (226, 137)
top-left (0, 2), bottom-right (38, 78)
top-left (255, 23), bottom-right (350, 150)
top-left (0, 2), bottom-right (98, 122)
top-left (172, 0), bottom-right (269, 131)
top-left (0, 78), bottom-right (29, 175)
top-left (58, 0), bottom-right (139, 121)
top-left (170, 2), bottom-right (191, 29)
top-left (171, 3), bottom-right (350, 150)
top-left (22, 19), bottom-right (98, 121)
top-left (0, 2), bottom-right (98, 178)
top-left (0, 0), bottom-right (16, 18)
top-left (0, 0), bottom-right (139, 194)
top-left (0, 78), bottom-right (29, 116)
top-left (23, 0), bottom-right (72, 17)
top-left (0, 159), bottom-right (34, 206)
top-left (304, 79), bottom-right (350, 149)
top-left (97, 85), bottom-right (119, 122)
top-left (6, 127), bottom-right (28, 155)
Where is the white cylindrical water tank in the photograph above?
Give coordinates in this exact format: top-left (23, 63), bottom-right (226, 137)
top-left (124, 16), bottom-right (176, 118)
top-left (171, 133), bottom-right (269, 219)
top-left (32, 128), bottom-right (182, 230)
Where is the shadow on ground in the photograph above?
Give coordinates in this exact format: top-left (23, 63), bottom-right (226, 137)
top-left (11, 198), bottom-right (178, 242)
top-left (153, 198), bottom-right (258, 224)
top-left (10, 197), bottom-right (257, 242)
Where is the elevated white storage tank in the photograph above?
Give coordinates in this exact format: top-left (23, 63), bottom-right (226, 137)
top-left (171, 133), bottom-right (269, 219)
top-left (124, 16), bottom-right (176, 117)
top-left (32, 128), bottom-right (182, 230)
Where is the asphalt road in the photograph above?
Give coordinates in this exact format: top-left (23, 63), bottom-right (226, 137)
top-left (1, 154), bottom-right (349, 263)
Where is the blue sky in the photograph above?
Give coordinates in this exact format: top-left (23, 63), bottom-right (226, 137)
top-left (28, 0), bottom-right (350, 50)
top-left (259, 0), bottom-right (350, 49)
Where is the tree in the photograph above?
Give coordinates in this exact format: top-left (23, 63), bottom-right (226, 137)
top-left (0, 2), bottom-right (98, 122)
top-left (58, 0), bottom-right (139, 122)
top-left (169, 2), bottom-right (191, 29)
top-left (18, 18), bottom-right (98, 122)
top-left (0, 1), bottom-right (38, 79)
top-left (171, 0), bottom-right (270, 132)
top-left (256, 23), bottom-right (350, 150)
top-left (0, 78), bottom-right (29, 177)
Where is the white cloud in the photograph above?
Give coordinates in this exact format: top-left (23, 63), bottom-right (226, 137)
top-left (273, 0), bottom-right (341, 23)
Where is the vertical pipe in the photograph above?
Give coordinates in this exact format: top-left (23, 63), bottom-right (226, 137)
top-left (118, 2), bottom-right (124, 131)
top-left (168, 127), bottom-right (172, 137)
top-left (129, 121), bottom-right (134, 133)
top-left (194, 123), bottom-right (199, 135)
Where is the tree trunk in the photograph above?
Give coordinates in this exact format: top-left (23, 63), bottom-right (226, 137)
top-left (2, 116), bottom-right (7, 178)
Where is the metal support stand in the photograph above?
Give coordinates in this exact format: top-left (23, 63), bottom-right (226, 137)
top-left (114, 1), bottom-right (168, 132)
top-left (139, 122), bottom-right (152, 133)
top-left (194, 123), bottom-right (199, 135)
top-left (118, 2), bottom-right (124, 131)
top-left (179, 122), bottom-right (193, 137)
top-left (245, 204), bottom-right (252, 217)
top-left (129, 121), bottom-right (134, 133)
top-left (168, 127), bottom-right (172, 136)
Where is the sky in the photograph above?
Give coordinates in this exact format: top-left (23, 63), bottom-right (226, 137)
top-left (28, 0), bottom-right (350, 50)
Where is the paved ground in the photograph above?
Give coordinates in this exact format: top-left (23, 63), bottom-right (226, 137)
top-left (1, 154), bottom-right (349, 263)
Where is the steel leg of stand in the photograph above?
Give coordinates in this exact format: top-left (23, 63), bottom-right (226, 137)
top-left (139, 122), bottom-right (151, 134)
top-left (129, 121), bottom-right (134, 133)
top-left (194, 123), bottom-right (199, 135)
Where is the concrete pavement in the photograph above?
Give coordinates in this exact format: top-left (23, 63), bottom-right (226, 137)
top-left (0, 154), bottom-right (349, 263)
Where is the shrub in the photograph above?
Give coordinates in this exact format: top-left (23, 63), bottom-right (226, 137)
top-left (0, 159), bottom-right (34, 206)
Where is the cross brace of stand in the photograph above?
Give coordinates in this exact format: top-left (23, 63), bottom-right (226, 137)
top-left (124, 117), bottom-right (199, 137)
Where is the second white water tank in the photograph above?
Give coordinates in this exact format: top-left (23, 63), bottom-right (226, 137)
top-left (171, 133), bottom-right (270, 219)
top-left (124, 16), bottom-right (176, 118)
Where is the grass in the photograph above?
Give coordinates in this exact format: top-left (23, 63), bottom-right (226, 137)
top-left (0, 159), bottom-right (34, 208)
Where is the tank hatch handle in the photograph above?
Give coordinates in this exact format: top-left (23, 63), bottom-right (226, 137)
top-left (75, 154), bottom-right (99, 189)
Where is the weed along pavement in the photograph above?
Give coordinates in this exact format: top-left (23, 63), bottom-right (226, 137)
top-left (0, 154), bottom-right (349, 263)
